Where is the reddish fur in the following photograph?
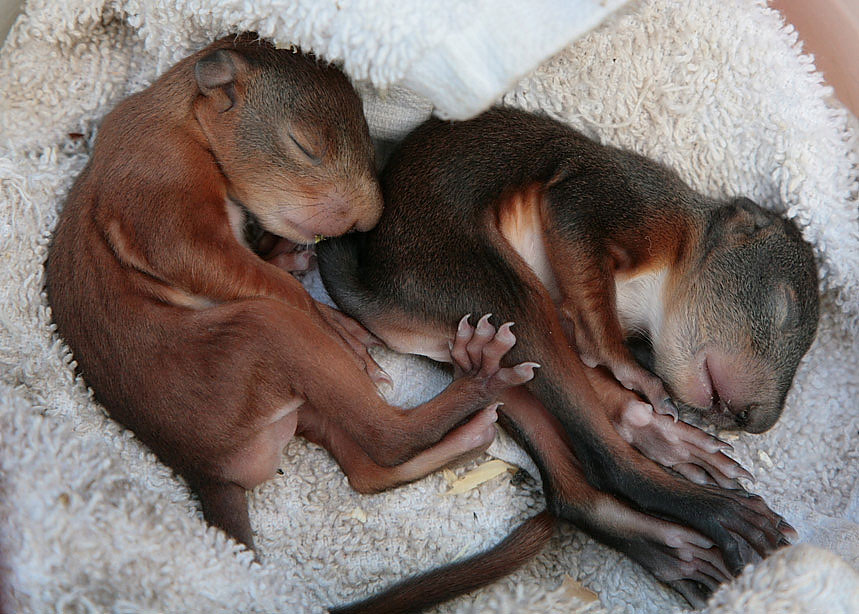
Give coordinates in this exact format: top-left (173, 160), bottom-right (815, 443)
top-left (45, 36), bottom-right (531, 555)
top-left (330, 511), bottom-right (556, 614)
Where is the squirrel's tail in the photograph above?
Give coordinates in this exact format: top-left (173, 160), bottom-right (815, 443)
top-left (328, 511), bottom-right (556, 614)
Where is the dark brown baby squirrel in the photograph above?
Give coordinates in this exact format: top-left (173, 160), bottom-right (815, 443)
top-left (45, 35), bottom-right (538, 565)
top-left (318, 107), bottom-right (819, 611)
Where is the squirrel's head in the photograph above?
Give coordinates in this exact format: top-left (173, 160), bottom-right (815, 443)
top-left (653, 197), bottom-right (819, 433)
top-left (191, 35), bottom-right (382, 244)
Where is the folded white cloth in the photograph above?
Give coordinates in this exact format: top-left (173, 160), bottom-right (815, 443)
top-left (1, 0), bottom-right (858, 613)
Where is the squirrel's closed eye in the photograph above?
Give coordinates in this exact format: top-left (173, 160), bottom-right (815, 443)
top-left (288, 131), bottom-right (324, 165)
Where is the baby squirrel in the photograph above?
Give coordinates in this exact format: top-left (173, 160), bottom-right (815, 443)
top-left (45, 37), bottom-right (535, 558)
top-left (319, 107), bottom-right (818, 611)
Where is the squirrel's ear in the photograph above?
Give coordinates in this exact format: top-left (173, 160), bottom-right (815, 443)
top-left (724, 197), bottom-right (774, 237)
top-left (770, 282), bottom-right (799, 331)
top-left (195, 49), bottom-right (247, 112)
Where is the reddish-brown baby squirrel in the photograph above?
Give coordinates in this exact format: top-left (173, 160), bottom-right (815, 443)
top-left (45, 36), bottom-right (537, 562)
top-left (318, 107), bottom-right (819, 611)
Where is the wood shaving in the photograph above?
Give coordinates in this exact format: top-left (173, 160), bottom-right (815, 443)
top-left (758, 449), bottom-right (774, 469)
top-left (441, 459), bottom-right (517, 495)
top-left (349, 507), bottom-right (367, 523)
top-left (449, 544), bottom-right (471, 563)
top-left (559, 574), bottom-right (599, 604)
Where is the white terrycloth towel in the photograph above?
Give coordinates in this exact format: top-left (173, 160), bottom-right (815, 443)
top-left (1, 1), bottom-right (858, 613)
